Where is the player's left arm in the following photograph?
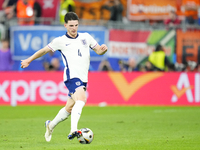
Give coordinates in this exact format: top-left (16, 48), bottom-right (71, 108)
top-left (93, 44), bottom-right (108, 55)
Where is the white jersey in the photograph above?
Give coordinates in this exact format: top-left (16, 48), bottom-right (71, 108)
top-left (48, 32), bottom-right (98, 82)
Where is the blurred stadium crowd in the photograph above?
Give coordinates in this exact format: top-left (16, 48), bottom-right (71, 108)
top-left (0, 0), bottom-right (200, 72)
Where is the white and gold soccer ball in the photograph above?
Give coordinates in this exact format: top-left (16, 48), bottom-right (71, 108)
top-left (77, 128), bottom-right (94, 144)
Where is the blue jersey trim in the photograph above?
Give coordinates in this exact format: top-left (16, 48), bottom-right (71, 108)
top-left (65, 32), bottom-right (79, 39)
top-left (58, 50), bottom-right (70, 80)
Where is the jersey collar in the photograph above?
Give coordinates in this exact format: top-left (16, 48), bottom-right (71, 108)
top-left (65, 32), bottom-right (79, 39)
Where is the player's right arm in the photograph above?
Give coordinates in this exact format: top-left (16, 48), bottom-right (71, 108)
top-left (21, 46), bottom-right (52, 69)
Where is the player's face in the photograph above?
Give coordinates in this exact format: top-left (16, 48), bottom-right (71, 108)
top-left (64, 20), bottom-right (79, 38)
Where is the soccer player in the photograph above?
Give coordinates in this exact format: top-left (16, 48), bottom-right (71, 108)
top-left (20, 12), bottom-right (108, 142)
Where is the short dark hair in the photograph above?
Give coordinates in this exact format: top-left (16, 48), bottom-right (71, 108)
top-left (155, 44), bottom-right (164, 51)
top-left (64, 12), bottom-right (79, 23)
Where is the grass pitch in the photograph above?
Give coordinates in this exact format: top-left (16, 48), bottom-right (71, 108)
top-left (0, 106), bottom-right (200, 150)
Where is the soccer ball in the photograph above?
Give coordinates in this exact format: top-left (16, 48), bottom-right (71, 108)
top-left (77, 128), bottom-right (94, 144)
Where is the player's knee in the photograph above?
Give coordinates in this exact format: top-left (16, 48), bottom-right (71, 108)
top-left (77, 91), bottom-right (86, 102)
top-left (79, 93), bottom-right (87, 102)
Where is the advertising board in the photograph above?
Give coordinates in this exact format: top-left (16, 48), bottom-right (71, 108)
top-left (1, 72), bottom-right (200, 106)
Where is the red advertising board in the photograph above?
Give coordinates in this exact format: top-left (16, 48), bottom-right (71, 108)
top-left (108, 29), bottom-right (175, 63)
top-left (108, 29), bottom-right (152, 59)
top-left (0, 72), bottom-right (200, 106)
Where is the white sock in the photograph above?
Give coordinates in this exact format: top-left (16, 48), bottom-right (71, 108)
top-left (49, 107), bottom-right (71, 130)
top-left (70, 100), bottom-right (85, 132)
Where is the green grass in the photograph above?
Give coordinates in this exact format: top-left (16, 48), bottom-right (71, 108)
top-left (0, 106), bottom-right (200, 150)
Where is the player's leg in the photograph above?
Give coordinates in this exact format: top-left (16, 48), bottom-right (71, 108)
top-left (49, 98), bottom-right (75, 129)
top-left (65, 78), bottom-right (87, 140)
top-left (68, 87), bottom-right (86, 139)
top-left (44, 97), bottom-right (74, 142)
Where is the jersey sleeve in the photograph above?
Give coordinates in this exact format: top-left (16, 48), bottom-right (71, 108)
top-left (47, 37), bottom-right (62, 52)
top-left (87, 33), bottom-right (98, 49)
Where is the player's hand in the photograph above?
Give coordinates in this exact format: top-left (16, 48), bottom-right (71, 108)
top-left (100, 44), bottom-right (108, 54)
top-left (21, 59), bottom-right (30, 68)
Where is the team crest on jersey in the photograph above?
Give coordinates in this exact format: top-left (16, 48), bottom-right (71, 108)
top-left (81, 39), bottom-right (87, 46)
